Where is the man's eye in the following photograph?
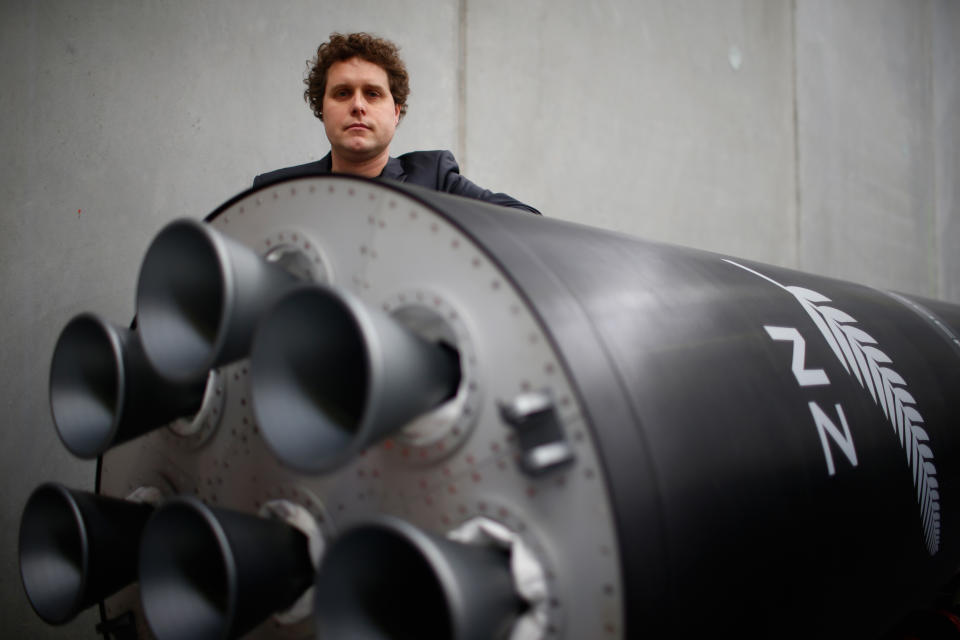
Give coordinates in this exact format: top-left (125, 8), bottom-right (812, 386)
top-left (367, 91), bottom-right (380, 98)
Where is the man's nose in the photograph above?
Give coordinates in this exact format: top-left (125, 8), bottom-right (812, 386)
top-left (350, 92), bottom-right (367, 114)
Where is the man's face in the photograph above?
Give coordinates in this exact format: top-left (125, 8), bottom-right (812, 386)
top-left (322, 57), bottom-right (401, 164)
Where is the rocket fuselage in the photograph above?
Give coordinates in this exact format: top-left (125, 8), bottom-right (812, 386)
top-left (22, 174), bottom-right (960, 639)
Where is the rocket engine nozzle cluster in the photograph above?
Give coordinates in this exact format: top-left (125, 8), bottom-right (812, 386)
top-left (23, 209), bottom-right (504, 640)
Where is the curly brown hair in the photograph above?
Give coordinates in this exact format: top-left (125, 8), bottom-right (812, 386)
top-left (303, 33), bottom-right (410, 122)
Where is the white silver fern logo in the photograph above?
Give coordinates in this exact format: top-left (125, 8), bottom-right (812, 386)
top-left (725, 259), bottom-right (940, 554)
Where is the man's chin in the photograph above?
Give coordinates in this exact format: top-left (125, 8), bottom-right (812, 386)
top-left (333, 143), bottom-right (388, 164)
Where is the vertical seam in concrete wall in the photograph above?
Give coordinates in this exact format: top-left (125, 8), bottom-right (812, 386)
top-left (457, 0), bottom-right (468, 171)
top-left (930, 2), bottom-right (941, 298)
top-left (791, 0), bottom-right (802, 270)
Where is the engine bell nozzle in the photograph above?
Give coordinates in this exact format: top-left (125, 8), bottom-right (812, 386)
top-left (250, 284), bottom-right (461, 474)
top-left (314, 516), bottom-right (523, 640)
top-left (138, 496), bottom-right (314, 640)
top-left (18, 483), bottom-right (154, 625)
top-left (136, 218), bottom-right (296, 382)
top-left (49, 313), bottom-right (206, 458)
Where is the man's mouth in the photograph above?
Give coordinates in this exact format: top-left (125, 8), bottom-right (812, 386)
top-left (346, 123), bottom-right (370, 131)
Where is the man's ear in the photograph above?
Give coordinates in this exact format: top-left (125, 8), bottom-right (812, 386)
top-left (395, 103), bottom-right (401, 124)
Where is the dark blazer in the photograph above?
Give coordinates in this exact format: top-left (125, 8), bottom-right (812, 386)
top-left (253, 150), bottom-right (540, 215)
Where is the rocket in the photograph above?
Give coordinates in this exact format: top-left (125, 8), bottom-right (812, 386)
top-left (20, 174), bottom-right (960, 639)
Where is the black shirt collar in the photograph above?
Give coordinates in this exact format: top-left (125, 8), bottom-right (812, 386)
top-left (380, 155), bottom-right (405, 181)
top-left (319, 152), bottom-right (406, 182)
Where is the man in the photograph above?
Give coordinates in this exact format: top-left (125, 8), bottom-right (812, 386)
top-left (254, 32), bottom-right (539, 215)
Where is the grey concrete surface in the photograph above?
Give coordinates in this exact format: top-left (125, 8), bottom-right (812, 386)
top-left (465, 0), bottom-right (798, 266)
top-left (1, 1), bottom-right (957, 637)
top-left (796, 0), bottom-right (937, 295)
top-left (934, 0), bottom-right (960, 303)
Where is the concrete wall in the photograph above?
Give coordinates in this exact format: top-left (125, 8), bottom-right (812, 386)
top-left (934, 0), bottom-right (960, 303)
top-left (797, 0), bottom-right (936, 294)
top-left (466, 0), bottom-right (798, 265)
top-left (2, 1), bottom-right (956, 636)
